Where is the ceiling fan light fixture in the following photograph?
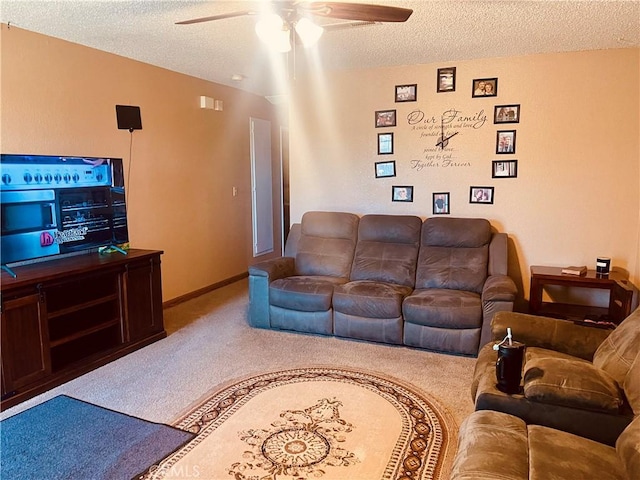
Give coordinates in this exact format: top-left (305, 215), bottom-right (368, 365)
top-left (255, 13), bottom-right (291, 53)
top-left (295, 17), bottom-right (324, 48)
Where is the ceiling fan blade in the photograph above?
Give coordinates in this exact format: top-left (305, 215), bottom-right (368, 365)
top-left (176, 10), bottom-right (256, 25)
top-left (322, 20), bottom-right (378, 32)
top-left (304, 2), bottom-right (413, 22)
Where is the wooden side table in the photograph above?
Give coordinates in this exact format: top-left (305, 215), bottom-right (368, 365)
top-left (529, 266), bottom-right (637, 324)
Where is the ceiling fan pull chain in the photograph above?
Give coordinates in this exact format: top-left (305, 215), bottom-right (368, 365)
top-left (292, 29), bottom-right (297, 81)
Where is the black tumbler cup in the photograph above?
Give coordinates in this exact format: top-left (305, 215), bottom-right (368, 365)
top-left (496, 341), bottom-right (525, 394)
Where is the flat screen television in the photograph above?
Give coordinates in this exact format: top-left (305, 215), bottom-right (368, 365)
top-left (1, 154), bottom-right (129, 269)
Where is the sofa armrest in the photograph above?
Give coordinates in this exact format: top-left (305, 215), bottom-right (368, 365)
top-left (488, 232), bottom-right (509, 276)
top-left (490, 311), bottom-right (612, 361)
top-left (478, 275), bottom-right (518, 350)
top-left (248, 257), bottom-right (295, 328)
top-left (482, 274), bottom-right (517, 302)
top-left (249, 256), bottom-right (295, 281)
top-left (450, 410), bottom-right (529, 480)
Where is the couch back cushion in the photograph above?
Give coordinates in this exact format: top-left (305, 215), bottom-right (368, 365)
top-left (349, 215), bottom-right (422, 287)
top-left (295, 211), bottom-right (359, 278)
top-left (415, 217), bottom-right (491, 293)
top-left (594, 306), bottom-right (640, 411)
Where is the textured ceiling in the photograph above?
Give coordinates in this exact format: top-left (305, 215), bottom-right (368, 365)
top-left (1, 0), bottom-right (639, 98)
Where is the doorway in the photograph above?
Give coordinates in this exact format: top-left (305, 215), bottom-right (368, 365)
top-left (280, 127), bottom-right (290, 254)
top-left (250, 117), bottom-right (274, 257)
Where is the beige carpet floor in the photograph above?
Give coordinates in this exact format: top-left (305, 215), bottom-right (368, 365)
top-left (1, 279), bottom-right (477, 476)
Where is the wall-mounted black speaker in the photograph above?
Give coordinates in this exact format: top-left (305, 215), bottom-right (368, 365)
top-left (115, 105), bottom-right (142, 132)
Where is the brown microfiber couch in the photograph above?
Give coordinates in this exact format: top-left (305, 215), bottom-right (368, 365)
top-left (248, 211), bottom-right (517, 355)
top-left (450, 410), bottom-right (640, 480)
top-left (471, 306), bottom-right (640, 446)
top-left (453, 306), bottom-right (640, 479)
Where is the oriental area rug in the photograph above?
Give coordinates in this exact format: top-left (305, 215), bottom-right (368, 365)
top-left (137, 367), bottom-right (456, 480)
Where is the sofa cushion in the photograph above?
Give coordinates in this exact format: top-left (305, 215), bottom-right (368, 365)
top-left (296, 211), bottom-right (359, 277)
top-left (333, 281), bottom-right (413, 318)
top-left (416, 218), bottom-right (491, 294)
top-left (422, 217), bottom-right (492, 248)
top-left (616, 415), bottom-right (640, 480)
top-left (415, 246), bottom-right (489, 294)
top-left (349, 214), bottom-right (421, 287)
top-left (270, 276), bottom-right (345, 312)
top-left (523, 356), bottom-right (624, 413)
top-left (528, 425), bottom-right (625, 480)
top-left (403, 289), bottom-right (482, 328)
top-left (525, 346), bottom-right (592, 364)
top-left (593, 306), bottom-right (640, 387)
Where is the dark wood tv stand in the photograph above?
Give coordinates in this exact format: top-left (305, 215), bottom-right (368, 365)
top-left (1, 249), bottom-right (165, 410)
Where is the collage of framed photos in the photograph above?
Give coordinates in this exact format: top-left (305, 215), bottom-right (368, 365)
top-left (374, 102), bottom-right (401, 205)
top-left (374, 68), bottom-right (522, 214)
top-left (493, 103), bottom-right (519, 181)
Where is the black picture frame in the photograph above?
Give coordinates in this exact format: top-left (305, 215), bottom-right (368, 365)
top-left (433, 192), bottom-right (450, 215)
top-left (375, 160), bottom-right (396, 178)
top-left (375, 109), bottom-right (397, 128)
top-left (392, 185), bottom-right (413, 202)
top-left (470, 186), bottom-right (494, 204)
top-left (492, 160), bottom-right (518, 178)
top-left (437, 67), bottom-right (456, 93)
top-left (472, 77), bottom-right (498, 97)
top-left (395, 84), bottom-right (417, 102)
top-left (377, 132), bottom-right (394, 155)
top-left (496, 130), bottom-right (517, 154)
top-left (494, 104), bottom-right (520, 124)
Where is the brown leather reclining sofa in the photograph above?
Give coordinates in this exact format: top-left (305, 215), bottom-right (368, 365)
top-left (248, 211), bottom-right (517, 355)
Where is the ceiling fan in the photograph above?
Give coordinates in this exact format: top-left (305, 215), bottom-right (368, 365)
top-left (176, 2), bottom-right (413, 52)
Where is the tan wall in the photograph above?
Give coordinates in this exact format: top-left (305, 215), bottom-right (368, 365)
top-left (289, 49), bottom-right (640, 307)
top-left (0, 26), bottom-right (284, 302)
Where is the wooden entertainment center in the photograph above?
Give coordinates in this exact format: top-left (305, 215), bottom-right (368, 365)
top-left (1, 249), bottom-right (165, 410)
